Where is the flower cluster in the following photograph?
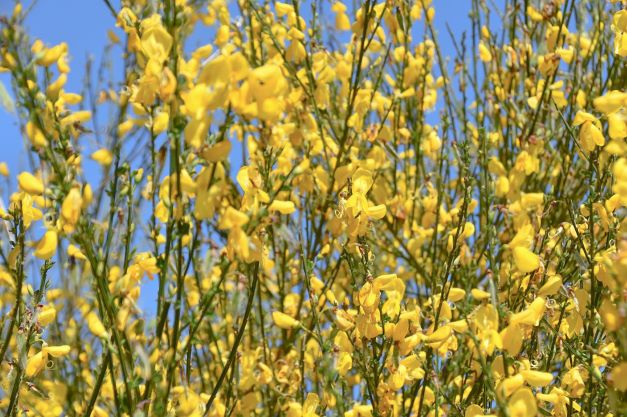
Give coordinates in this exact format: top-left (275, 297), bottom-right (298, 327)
top-left (0, 1), bottom-right (625, 417)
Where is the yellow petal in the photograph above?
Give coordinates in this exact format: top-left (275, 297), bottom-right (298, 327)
top-left (269, 200), bottom-right (296, 215)
top-left (500, 323), bottom-right (523, 356)
top-left (335, 12), bottom-right (351, 31)
top-left (465, 404), bottom-right (484, 417)
top-left (520, 370), bottom-right (553, 387)
top-left (479, 42), bottom-right (492, 62)
top-left (67, 244), bottom-right (87, 260)
top-left (373, 274), bottom-right (398, 291)
top-left (34, 230), bottom-right (58, 259)
top-left (152, 111), bottom-right (169, 135)
top-left (447, 288), bottom-right (465, 302)
top-left (426, 325), bottom-right (452, 343)
top-left (599, 297), bottom-right (623, 332)
top-left (25, 351), bottom-right (46, 377)
top-left (272, 311), bottom-right (300, 329)
top-left (584, 122), bottom-right (605, 147)
top-left (38, 305), bottom-right (57, 326)
top-left (275, 2), bottom-right (294, 17)
top-left (572, 110), bottom-right (597, 126)
top-left (248, 64), bottom-right (287, 102)
top-left (608, 361), bottom-right (627, 392)
top-left (508, 388), bottom-right (537, 417)
top-left (338, 351), bottom-right (352, 376)
top-left (26, 121), bottom-right (47, 147)
top-left (18, 172), bottom-right (44, 195)
top-left (463, 222), bottom-right (475, 238)
top-left (303, 393), bottom-right (319, 415)
top-left (91, 148), bottom-right (113, 166)
top-left (513, 246), bottom-right (541, 273)
top-left (608, 111), bottom-right (627, 140)
top-left (537, 275), bottom-right (562, 297)
top-left (258, 97), bottom-right (284, 122)
top-left (92, 406), bottom-right (108, 417)
top-left (87, 312), bottom-right (108, 337)
top-left (520, 192), bottom-right (544, 210)
top-left (219, 207), bottom-right (249, 229)
top-left (352, 168), bottom-right (374, 195)
top-left (593, 90), bottom-right (627, 114)
top-left (510, 297), bottom-right (546, 326)
top-left (44, 344), bottom-right (71, 357)
top-left (501, 374), bottom-right (525, 397)
top-left (365, 204), bottom-right (387, 219)
top-left (471, 288), bottom-right (491, 300)
top-left (201, 140), bottom-right (231, 162)
top-left (140, 22), bottom-right (173, 63)
top-left (449, 319), bottom-right (469, 333)
top-left (60, 110), bottom-right (92, 127)
top-left (61, 188), bottom-right (82, 230)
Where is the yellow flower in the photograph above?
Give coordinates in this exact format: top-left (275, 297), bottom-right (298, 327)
top-left (173, 387), bottom-right (203, 416)
top-left (152, 111), bottom-right (169, 135)
top-left (608, 361), bottom-right (627, 392)
top-left (465, 404), bottom-right (485, 417)
top-left (269, 200), bottom-right (296, 215)
top-left (573, 111), bottom-right (605, 152)
top-left (272, 311), bottom-right (300, 329)
top-left (537, 275), bottom-right (562, 297)
top-left (513, 246), bottom-right (540, 273)
top-left (219, 206), bottom-right (249, 229)
top-left (91, 148), bottom-right (113, 166)
top-left (508, 388), bottom-right (537, 417)
top-left (248, 64), bottom-right (287, 103)
top-left (500, 323), bottom-right (523, 356)
top-left (86, 311), bottom-right (108, 338)
top-left (26, 121), bottom-right (47, 147)
top-left (35, 42), bottom-right (67, 67)
top-left (18, 172), bottom-right (44, 195)
top-left (25, 351), bottom-right (46, 377)
top-left (334, 10), bottom-right (351, 31)
top-left (471, 288), bottom-right (490, 300)
top-left (246, 64), bottom-right (288, 123)
top-left (302, 393), bottom-right (319, 417)
top-left (344, 404), bottom-right (373, 417)
top-left (599, 297), bottom-right (623, 332)
top-left (38, 305), bottom-right (57, 326)
top-left (479, 42), bottom-right (492, 62)
top-left (201, 140), bottom-right (231, 162)
top-left (67, 244), bottom-right (87, 260)
top-left (593, 90), bottom-right (627, 114)
top-left (34, 230), bottom-right (58, 259)
top-left (237, 166), bottom-right (270, 210)
top-left (426, 325), bottom-right (452, 343)
top-left (448, 288), bottom-right (466, 302)
top-left (345, 168), bottom-right (388, 235)
top-left (520, 370), bottom-right (553, 387)
top-left (60, 110), bottom-right (92, 127)
top-left (14, 193), bottom-right (43, 228)
top-left (337, 351), bottom-right (352, 376)
top-left (45, 345), bottom-right (71, 356)
top-left (510, 297), bottom-right (546, 327)
top-left (140, 16), bottom-right (172, 64)
top-left (26, 344), bottom-right (71, 377)
top-left (61, 188), bottom-right (82, 233)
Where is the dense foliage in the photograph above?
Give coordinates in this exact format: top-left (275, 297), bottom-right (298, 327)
top-left (0, 0), bottom-right (625, 416)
